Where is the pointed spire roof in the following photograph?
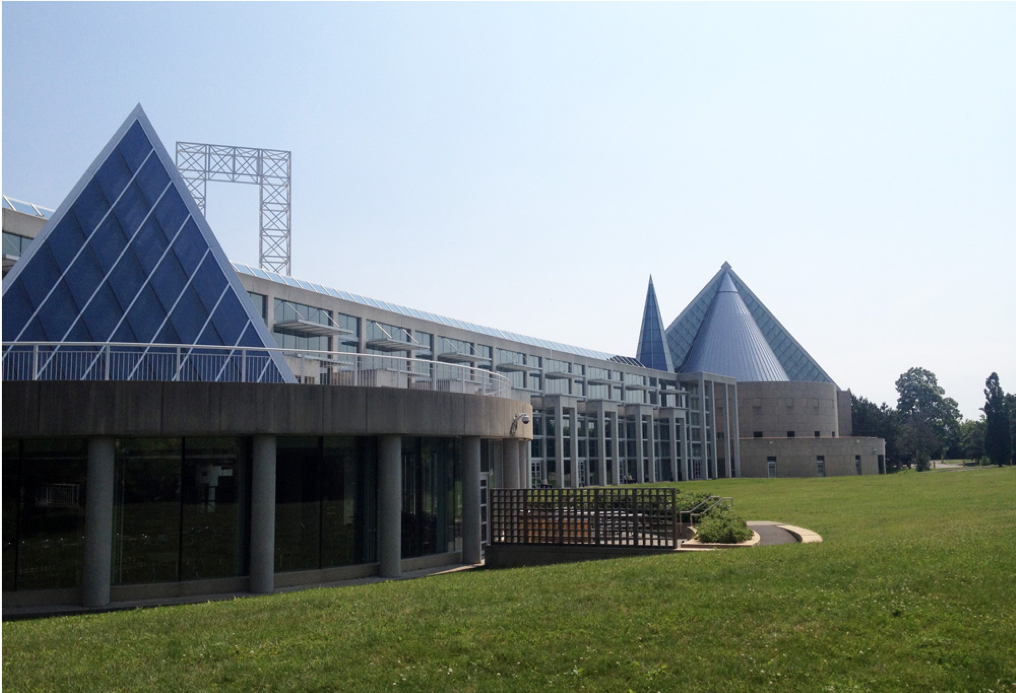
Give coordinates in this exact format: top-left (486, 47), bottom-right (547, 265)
top-left (636, 275), bottom-right (675, 372)
top-left (670, 262), bottom-right (834, 383)
top-left (2, 105), bottom-right (293, 383)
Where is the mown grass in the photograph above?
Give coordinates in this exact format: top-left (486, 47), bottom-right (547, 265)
top-left (4, 468), bottom-right (1015, 693)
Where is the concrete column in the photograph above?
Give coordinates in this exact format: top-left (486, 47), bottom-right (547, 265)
top-left (731, 383), bottom-right (741, 478)
top-left (647, 414), bottom-right (657, 483)
top-left (595, 409), bottom-right (607, 486)
top-left (635, 412), bottom-right (646, 484)
top-left (504, 439), bottom-right (520, 489)
top-left (680, 416), bottom-right (690, 482)
top-left (668, 414), bottom-right (679, 483)
top-left (462, 437), bottom-right (482, 565)
top-left (250, 435), bottom-right (277, 595)
top-left (83, 437), bottom-right (115, 608)
top-left (379, 435), bottom-right (402, 578)
top-left (723, 384), bottom-right (733, 478)
top-left (568, 407), bottom-right (579, 489)
top-left (609, 411), bottom-right (621, 485)
top-left (519, 440), bottom-right (531, 489)
top-left (554, 399), bottom-right (565, 489)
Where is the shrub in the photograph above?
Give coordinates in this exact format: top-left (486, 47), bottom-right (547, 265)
top-left (694, 506), bottom-right (753, 544)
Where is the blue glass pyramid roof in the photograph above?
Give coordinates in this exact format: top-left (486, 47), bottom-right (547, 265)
top-left (2, 105), bottom-right (293, 383)
top-left (635, 276), bottom-right (674, 372)
top-left (666, 262), bottom-right (834, 384)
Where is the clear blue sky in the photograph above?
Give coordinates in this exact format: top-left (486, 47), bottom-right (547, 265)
top-left (3, 2), bottom-right (1014, 420)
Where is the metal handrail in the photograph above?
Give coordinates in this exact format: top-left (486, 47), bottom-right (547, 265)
top-left (1, 341), bottom-right (516, 399)
top-left (681, 496), bottom-right (733, 526)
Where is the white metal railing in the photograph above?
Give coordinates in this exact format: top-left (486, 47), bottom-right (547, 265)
top-left (1, 342), bottom-right (515, 399)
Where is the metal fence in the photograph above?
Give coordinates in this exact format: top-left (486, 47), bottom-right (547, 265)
top-left (2, 342), bottom-right (515, 399)
top-left (490, 487), bottom-right (683, 548)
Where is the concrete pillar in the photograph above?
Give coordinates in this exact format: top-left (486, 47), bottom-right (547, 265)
top-left (730, 383), bottom-right (741, 478)
top-left (647, 414), bottom-right (657, 483)
top-left (519, 439), bottom-right (531, 489)
top-left (680, 416), bottom-right (690, 482)
top-left (462, 437), bottom-right (482, 565)
top-left (568, 407), bottom-right (579, 488)
top-left (83, 437), bottom-right (115, 608)
top-left (250, 435), bottom-right (277, 595)
top-left (609, 411), bottom-right (621, 485)
top-left (504, 439), bottom-right (520, 489)
top-left (668, 414), bottom-right (679, 483)
top-left (554, 399), bottom-right (565, 489)
top-left (379, 435), bottom-right (402, 578)
top-left (723, 383), bottom-right (733, 478)
top-left (635, 412), bottom-right (646, 484)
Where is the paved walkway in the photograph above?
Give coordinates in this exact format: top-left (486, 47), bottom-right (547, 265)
top-left (747, 521), bottom-right (798, 545)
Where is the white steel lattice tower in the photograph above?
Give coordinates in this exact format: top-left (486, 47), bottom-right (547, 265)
top-left (176, 142), bottom-right (292, 275)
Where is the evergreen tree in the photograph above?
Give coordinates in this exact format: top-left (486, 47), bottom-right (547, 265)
top-left (983, 373), bottom-right (1012, 467)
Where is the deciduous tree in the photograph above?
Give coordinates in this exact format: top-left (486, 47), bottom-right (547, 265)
top-left (895, 367), bottom-right (962, 467)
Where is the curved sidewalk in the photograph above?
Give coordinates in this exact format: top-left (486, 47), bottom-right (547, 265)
top-left (748, 521), bottom-right (823, 546)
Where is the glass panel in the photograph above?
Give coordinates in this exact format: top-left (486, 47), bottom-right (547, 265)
top-left (112, 438), bottom-right (182, 585)
top-left (10, 440), bottom-right (87, 590)
top-left (275, 437), bottom-right (321, 572)
top-left (401, 438), bottom-right (460, 558)
top-left (321, 437), bottom-right (377, 567)
top-left (180, 438), bottom-right (248, 580)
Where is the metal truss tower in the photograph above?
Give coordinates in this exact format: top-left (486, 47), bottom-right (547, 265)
top-left (176, 142), bottom-right (292, 275)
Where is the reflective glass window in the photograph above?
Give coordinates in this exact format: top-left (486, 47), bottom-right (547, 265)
top-left (179, 438), bottom-right (250, 580)
top-left (113, 438), bottom-right (183, 585)
top-left (5, 439), bottom-right (88, 590)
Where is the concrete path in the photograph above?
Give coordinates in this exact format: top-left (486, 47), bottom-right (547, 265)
top-left (747, 521), bottom-right (798, 546)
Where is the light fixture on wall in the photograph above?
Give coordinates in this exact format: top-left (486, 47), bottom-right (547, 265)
top-left (510, 412), bottom-right (530, 437)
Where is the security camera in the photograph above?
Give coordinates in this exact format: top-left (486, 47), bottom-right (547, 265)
top-left (521, 414), bottom-right (530, 425)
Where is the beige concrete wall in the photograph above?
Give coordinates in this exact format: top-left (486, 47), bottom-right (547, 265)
top-left (740, 436), bottom-right (885, 477)
top-left (737, 381), bottom-right (841, 439)
top-left (838, 388), bottom-right (854, 437)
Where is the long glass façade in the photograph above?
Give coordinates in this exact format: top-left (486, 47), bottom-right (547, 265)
top-left (4, 435), bottom-right (463, 592)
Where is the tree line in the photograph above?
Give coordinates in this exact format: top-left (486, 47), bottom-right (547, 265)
top-left (852, 367), bottom-right (1014, 471)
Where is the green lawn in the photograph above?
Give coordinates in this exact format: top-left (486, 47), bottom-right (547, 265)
top-left (4, 468), bottom-right (1015, 693)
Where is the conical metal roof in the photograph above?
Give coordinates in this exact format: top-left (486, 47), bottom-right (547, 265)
top-left (635, 276), bottom-right (674, 372)
top-left (678, 265), bottom-right (789, 381)
top-left (666, 263), bottom-right (835, 384)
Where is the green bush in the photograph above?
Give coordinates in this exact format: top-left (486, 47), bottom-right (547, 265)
top-left (673, 491), bottom-right (713, 514)
top-left (694, 506), bottom-right (753, 544)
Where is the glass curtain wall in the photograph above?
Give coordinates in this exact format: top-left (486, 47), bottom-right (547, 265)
top-left (112, 437), bottom-right (249, 585)
top-left (3, 438), bottom-right (88, 591)
top-left (274, 436), bottom-right (377, 572)
top-left (400, 438), bottom-right (461, 558)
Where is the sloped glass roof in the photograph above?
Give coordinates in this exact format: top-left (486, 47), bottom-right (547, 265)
top-left (635, 276), bottom-right (675, 372)
top-left (233, 262), bottom-right (644, 366)
top-left (2, 106), bottom-right (293, 384)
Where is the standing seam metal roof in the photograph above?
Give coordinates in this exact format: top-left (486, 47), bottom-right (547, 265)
top-left (678, 271), bottom-right (789, 381)
top-left (233, 262), bottom-right (646, 367)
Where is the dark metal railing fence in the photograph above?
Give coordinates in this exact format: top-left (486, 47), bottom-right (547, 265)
top-left (491, 487), bottom-right (683, 548)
